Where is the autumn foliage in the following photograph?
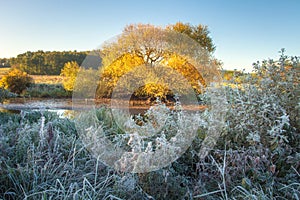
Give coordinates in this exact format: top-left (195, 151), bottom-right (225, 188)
top-left (0, 68), bottom-right (33, 94)
top-left (60, 61), bottom-right (80, 91)
top-left (96, 23), bottom-right (217, 100)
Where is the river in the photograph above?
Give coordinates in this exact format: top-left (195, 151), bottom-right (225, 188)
top-left (0, 98), bottom-right (150, 116)
top-left (0, 98), bottom-right (204, 118)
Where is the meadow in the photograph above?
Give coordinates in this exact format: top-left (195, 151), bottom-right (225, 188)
top-left (30, 75), bottom-right (63, 85)
top-left (1, 72), bottom-right (70, 103)
top-left (0, 67), bottom-right (63, 84)
top-left (0, 53), bottom-right (299, 200)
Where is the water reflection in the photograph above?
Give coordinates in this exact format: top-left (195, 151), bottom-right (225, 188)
top-left (0, 98), bottom-right (150, 118)
top-left (0, 98), bottom-right (73, 117)
top-left (0, 107), bottom-right (21, 114)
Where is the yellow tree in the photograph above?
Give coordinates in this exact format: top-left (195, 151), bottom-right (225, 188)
top-left (60, 61), bottom-right (80, 91)
top-left (98, 23), bottom-right (219, 100)
top-left (97, 53), bottom-right (144, 98)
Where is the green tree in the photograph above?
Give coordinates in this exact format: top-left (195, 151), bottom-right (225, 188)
top-left (60, 61), bottom-right (80, 91)
top-left (0, 68), bottom-right (33, 94)
top-left (167, 22), bottom-right (216, 53)
top-left (0, 58), bottom-right (10, 67)
top-left (9, 50), bottom-right (88, 75)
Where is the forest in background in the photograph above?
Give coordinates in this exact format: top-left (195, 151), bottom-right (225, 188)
top-left (0, 50), bottom-right (88, 75)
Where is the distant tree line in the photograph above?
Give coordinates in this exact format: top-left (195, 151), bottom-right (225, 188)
top-left (3, 50), bottom-right (88, 75)
top-left (0, 58), bottom-right (11, 68)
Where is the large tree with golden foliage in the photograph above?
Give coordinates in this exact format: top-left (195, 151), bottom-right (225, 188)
top-left (97, 23), bottom-right (220, 100)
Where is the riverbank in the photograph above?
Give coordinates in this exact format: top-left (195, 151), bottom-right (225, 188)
top-left (0, 97), bottom-right (206, 116)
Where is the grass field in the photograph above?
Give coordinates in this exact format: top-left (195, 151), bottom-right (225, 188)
top-left (30, 75), bottom-right (63, 84)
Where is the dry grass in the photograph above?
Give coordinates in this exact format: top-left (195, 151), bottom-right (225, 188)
top-left (30, 75), bottom-right (63, 84)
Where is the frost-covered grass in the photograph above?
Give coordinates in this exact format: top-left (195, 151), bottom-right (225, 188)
top-left (0, 51), bottom-right (299, 199)
top-left (0, 110), bottom-right (298, 200)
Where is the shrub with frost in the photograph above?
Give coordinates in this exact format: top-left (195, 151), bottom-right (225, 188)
top-left (218, 49), bottom-right (299, 151)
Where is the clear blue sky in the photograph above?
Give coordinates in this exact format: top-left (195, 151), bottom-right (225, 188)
top-left (0, 0), bottom-right (299, 71)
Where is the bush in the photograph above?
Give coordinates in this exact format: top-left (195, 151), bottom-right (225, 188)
top-left (60, 61), bottom-right (79, 91)
top-left (218, 50), bottom-right (299, 150)
top-left (195, 50), bottom-right (300, 198)
top-left (0, 68), bottom-right (33, 94)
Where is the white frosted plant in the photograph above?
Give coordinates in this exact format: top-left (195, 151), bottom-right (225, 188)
top-left (224, 83), bottom-right (291, 149)
top-left (115, 99), bottom-right (204, 172)
top-left (123, 100), bottom-right (170, 138)
top-left (77, 98), bottom-right (209, 173)
top-left (221, 50), bottom-right (299, 150)
top-left (246, 131), bottom-right (261, 143)
top-left (38, 115), bottom-right (46, 148)
top-left (197, 84), bottom-right (229, 158)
